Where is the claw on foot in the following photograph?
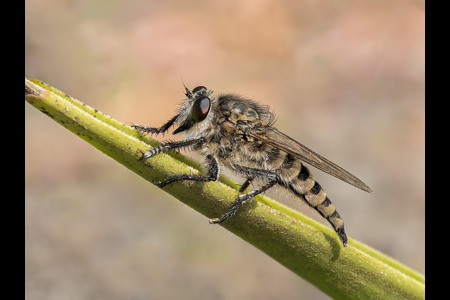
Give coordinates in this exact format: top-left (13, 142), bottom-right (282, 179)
top-left (209, 218), bottom-right (221, 224)
top-left (137, 148), bottom-right (147, 161)
top-left (152, 178), bottom-right (164, 188)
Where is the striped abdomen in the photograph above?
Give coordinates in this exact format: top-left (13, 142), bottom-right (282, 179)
top-left (279, 154), bottom-right (348, 246)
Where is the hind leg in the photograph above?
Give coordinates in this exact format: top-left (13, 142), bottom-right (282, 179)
top-left (209, 180), bottom-right (277, 224)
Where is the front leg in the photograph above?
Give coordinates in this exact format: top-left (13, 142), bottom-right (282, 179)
top-left (132, 114), bottom-right (179, 136)
top-left (157, 154), bottom-right (219, 188)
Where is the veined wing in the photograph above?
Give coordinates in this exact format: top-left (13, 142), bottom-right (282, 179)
top-left (249, 127), bottom-right (372, 193)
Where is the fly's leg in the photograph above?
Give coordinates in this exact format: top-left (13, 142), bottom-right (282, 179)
top-left (156, 155), bottom-right (219, 188)
top-left (132, 114), bottom-right (179, 136)
top-left (136, 137), bottom-right (208, 186)
top-left (137, 138), bottom-right (204, 161)
top-left (238, 178), bottom-right (253, 193)
top-left (210, 180), bottom-right (277, 224)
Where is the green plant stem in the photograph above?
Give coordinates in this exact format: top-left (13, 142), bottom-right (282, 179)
top-left (25, 78), bottom-right (425, 299)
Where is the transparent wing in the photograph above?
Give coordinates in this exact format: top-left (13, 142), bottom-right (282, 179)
top-left (249, 127), bottom-right (372, 193)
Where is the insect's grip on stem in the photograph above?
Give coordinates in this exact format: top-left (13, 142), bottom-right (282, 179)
top-left (133, 84), bottom-right (371, 247)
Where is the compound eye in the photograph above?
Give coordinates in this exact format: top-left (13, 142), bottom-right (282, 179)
top-left (192, 96), bottom-right (211, 122)
top-left (192, 86), bottom-right (207, 94)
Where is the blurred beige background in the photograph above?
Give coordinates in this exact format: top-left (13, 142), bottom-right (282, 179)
top-left (25, 1), bottom-right (425, 299)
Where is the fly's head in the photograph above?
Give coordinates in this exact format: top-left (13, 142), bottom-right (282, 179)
top-left (173, 85), bottom-right (218, 139)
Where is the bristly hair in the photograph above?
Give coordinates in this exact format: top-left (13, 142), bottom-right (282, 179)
top-left (267, 107), bottom-right (277, 127)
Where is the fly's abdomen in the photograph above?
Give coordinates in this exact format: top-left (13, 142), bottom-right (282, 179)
top-left (280, 158), bottom-right (348, 246)
top-left (303, 182), bottom-right (347, 246)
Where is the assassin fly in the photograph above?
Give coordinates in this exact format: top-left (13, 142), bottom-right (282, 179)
top-left (132, 85), bottom-right (372, 247)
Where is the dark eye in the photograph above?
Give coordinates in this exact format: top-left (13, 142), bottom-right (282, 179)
top-left (192, 86), bottom-right (207, 94)
top-left (192, 96), bottom-right (211, 122)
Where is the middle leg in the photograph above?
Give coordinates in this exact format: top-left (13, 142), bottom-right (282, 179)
top-left (157, 154), bottom-right (219, 188)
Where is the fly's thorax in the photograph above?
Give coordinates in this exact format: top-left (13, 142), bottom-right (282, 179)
top-left (217, 95), bottom-right (275, 127)
top-left (226, 102), bottom-right (259, 124)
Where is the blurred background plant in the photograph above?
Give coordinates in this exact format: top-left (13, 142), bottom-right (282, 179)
top-left (25, 1), bottom-right (424, 299)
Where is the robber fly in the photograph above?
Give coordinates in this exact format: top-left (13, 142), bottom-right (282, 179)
top-left (132, 85), bottom-right (372, 247)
